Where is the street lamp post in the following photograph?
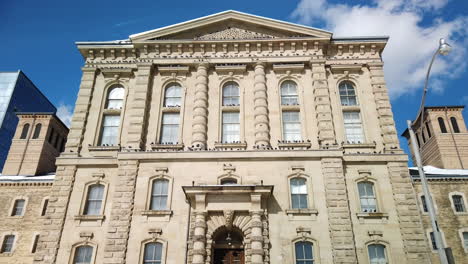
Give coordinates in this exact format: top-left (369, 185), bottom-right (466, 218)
top-left (407, 38), bottom-right (452, 264)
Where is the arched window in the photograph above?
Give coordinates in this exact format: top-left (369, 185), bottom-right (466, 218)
top-left (84, 184), bottom-right (104, 215)
top-left (73, 245), bottom-right (93, 264)
top-left (339, 81), bottom-right (357, 106)
top-left (358, 182), bottom-right (377, 212)
top-left (452, 194), bottom-right (466, 212)
top-left (280, 81), bottom-right (298, 105)
top-left (290, 178), bottom-right (308, 209)
top-left (451, 117), bottom-right (460, 133)
top-left (222, 82), bottom-right (240, 106)
top-left (368, 244), bottom-right (388, 264)
top-left (220, 178), bottom-right (238, 185)
top-left (32, 123), bottom-right (42, 139)
top-left (438, 117), bottom-right (447, 133)
top-left (164, 83), bottom-right (182, 107)
top-left (425, 122), bottom-right (432, 138)
top-left (20, 123), bottom-right (30, 139)
top-left (11, 199), bottom-right (25, 216)
top-left (143, 242), bottom-right (163, 264)
top-left (106, 86), bottom-right (125, 109)
top-left (150, 179), bottom-right (169, 210)
top-left (294, 241), bottom-right (314, 264)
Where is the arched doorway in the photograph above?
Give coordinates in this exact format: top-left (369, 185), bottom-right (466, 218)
top-left (212, 226), bottom-right (245, 264)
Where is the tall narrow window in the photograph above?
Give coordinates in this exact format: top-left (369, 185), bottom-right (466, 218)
top-left (463, 232), bottom-right (468, 249)
top-left (11, 199), bottom-right (25, 216)
top-left (281, 81), bottom-right (298, 105)
top-left (420, 195), bottom-right (428, 212)
top-left (48, 128), bottom-right (54, 143)
top-left (290, 178), bottom-right (308, 209)
top-left (282, 111), bottom-right (301, 141)
top-left (84, 184), bottom-right (104, 215)
top-left (32, 123), bottom-right (42, 139)
top-left (73, 245), bottom-right (93, 264)
top-left (159, 113), bottom-right (180, 144)
top-left (358, 182), bottom-right (377, 212)
top-left (426, 122), bottom-right (432, 138)
top-left (294, 241), bottom-right (314, 264)
top-left (150, 179), bottom-right (169, 210)
top-left (429, 232), bottom-right (438, 250)
top-left (20, 123), bottom-right (30, 139)
top-left (41, 199), bottom-right (49, 216)
top-left (421, 129), bottom-right (426, 143)
top-left (31, 235), bottom-right (39, 253)
top-left (143, 242), bottom-right (163, 264)
top-left (452, 195), bottom-right (465, 212)
top-left (368, 244), bottom-right (388, 264)
top-left (416, 133), bottom-right (422, 147)
top-left (343, 111), bottom-right (364, 143)
top-left (223, 82), bottom-right (240, 106)
top-left (164, 83), bottom-right (182, 107)
top-left (222, 112), bottom-right (240, 143)
top-left (99, 115), bottom-right (120, 146)
top-left (450, 117), bottom-right (460, 133)
top-left (106, 86), bottom-right (125, 109)
top-left (1, 235), bottom-right (15, 253)
top-left (339, 81), bottom-right (357, 106)
top-left (438, 117), bottom-right (447, 133)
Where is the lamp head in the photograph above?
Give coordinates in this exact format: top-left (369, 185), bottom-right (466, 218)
top-left (439, 38), bottom-right (452, 56)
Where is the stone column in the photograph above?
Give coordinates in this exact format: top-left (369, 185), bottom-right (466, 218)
top-left (312, 61), bottom-right (336, 146)
top-left (191, 64), bottom-right (209, 150)
top-left (250, 210), bottom-right (264, 264)
top-left (253, 63), bottom-right (270, 148)
top-left (192, 212), bottom-right (207, 264)
top-left (387, 161), bottom-right (430, 262)
top-left (368, 62), bottom-right (399, 151)
top-left (64, 67), bottom-right (97, 155)
top-left (127, 63), bottom-right (153, 150)
top-left (103, 160), bottom-right (139, 264)
top-left (321, 158), bottom-right (357, 263)
top-left (33, 165), bottom-right (77, 264)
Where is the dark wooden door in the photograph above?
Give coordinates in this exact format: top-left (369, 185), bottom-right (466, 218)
top-left (213, 249), bottom-right (245, 264)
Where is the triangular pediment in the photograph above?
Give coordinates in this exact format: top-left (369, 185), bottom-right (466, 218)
top-left (130, 10), bottom-right (332, 42)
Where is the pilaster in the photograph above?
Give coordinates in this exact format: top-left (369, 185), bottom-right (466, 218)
top-left (253, 63), bottom-right (270, 148)
top-left (64, 67), bottom-right (97, 155)
top-left (103, 160), bottom-right (139, 264)
top-left (191, 63), bottom-right (209, 150)
top-left (192, 212), bottom-right (207, 264)
top-left (368, 62), bottom-right (399, 151)
top-left (127, 63), bottom-right (153, 150)
top-left (250, 210), bottom-right (264, 264)
top-left (33, 165), bottom-right (77, 264)
top-left (387, 162), bottom-right (431, 262)
top-left (321, 158), bottom-right (357, 263)
top-left (312, 61), bottom-right (336, 145)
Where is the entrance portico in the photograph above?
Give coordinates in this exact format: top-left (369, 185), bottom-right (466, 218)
top-left (183, 185), bottom-right (273, 264)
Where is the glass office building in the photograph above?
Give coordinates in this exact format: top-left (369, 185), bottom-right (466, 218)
top-left (0, 71), bottom-right (56, 172)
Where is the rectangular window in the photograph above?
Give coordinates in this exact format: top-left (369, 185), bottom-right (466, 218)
top-left (41, 199), bottom-right (49, 216)
top-left (463, 232), bottom-right (468, 249)
top-left (84, 185), bottom-right (104, 216)
top-left (222, 112), bottom-right (240, 143)
top-left (31, 235), bottom-right (39, 253)
top-left (151, 180), bottom-right (169, 210)
top-left (358, 182), bottom-right (377, 212)
top-left (290, 178), bottom-right (308, 209)
top-left (1, 235), bottom-right (15, 253)
top-left (430, 232), bottom-right (438, 250)
top-left (282, 111), bottom-right (301, 141)
top-left (368, 244), bottom-right (387, 264)
top-left (343, 111), bottom-right (364, 143)
top-left (160, 113), bottom-right (180, 143)
top-left (453, 195), bottom-right (465, 212)
top-left (421, 195), bottom-right (428, 212)
top-left (99, 115), bottom-right (120, 146)
top-left (12, 199), bottom-right (25, 216)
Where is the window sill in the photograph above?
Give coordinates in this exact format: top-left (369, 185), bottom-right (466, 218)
top-left (221, 105), bottom-right (241, 110)
top-left (7, 215), bottom-right (24, 218)
top-left (280, 105), bottom-right (301, 111)
top-left (0, 253), bottom-right (13, 256)
top-left (286, 208), bottom-right (318, 215)
top-left (272, 63), bottom-right (305, 72)
top-left (74, 214), bottom-right (105, 221)
top-left (341, 106), bottom-right (361, 111)
top-left (102, 109), bottom-right (122, 114)
top-left (278, 142), bottom-right (311, 149)
top-left (214, 142), bottom-right (247, 149)
top-left (342, 143), bottom-right (376, 148)
top-left (357, 212), bottom-right (389, 223)
top-left (88, 146), bottom-right (120, 151)
top-left (162, 106), bottom-right (181, 112)
top-left (453, 211), bottom-right (468, 216)
top-left (151, 143), bottom-right (184, 150)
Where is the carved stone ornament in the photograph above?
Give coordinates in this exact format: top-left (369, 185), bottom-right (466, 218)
top-left (194, 27), bottom-right (281, 40)
top-left (224, 210), bottom-right (235, 229)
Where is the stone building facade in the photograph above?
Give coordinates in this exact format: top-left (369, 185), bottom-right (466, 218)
top-left (1, 10), bottom-right (433, 264)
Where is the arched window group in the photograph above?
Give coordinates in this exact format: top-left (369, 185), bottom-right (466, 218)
top-left (450, 117), bottom-right (460, 133)
top-left (438, 117), bottom-right (447, 133)
top-left (32, 123), bottom-right (42, 139)
top-left (20, 123), bottom-right (30, 139)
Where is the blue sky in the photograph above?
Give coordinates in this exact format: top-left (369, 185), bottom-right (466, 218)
top-left (1, 0), bottom-right (467, 162)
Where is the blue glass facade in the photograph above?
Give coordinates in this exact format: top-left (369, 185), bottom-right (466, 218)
top-left (0, 71), bottom-right (56, 172)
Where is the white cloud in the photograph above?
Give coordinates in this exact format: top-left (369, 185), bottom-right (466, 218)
top-left (56, 103), bottom-right (73, 127)
top-left (292, 0), bottom-right (468, 97)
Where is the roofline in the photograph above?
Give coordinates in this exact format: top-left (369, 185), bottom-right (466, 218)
top-left (15, 112), bottom-right (69, 131)
top-left (129, 10), bottom-right (332, 40)
top-left (332, 36), bottom-right (389, 42)
top-left (75, 40), bottom-right (131, 46)
top-left (424, 105), bottom-right (465, 110)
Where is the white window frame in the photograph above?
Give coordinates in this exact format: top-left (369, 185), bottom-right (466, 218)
top-left (159, 112), bottom-right (180, 144)
top-left (78, 181), bottom-right (109, 217)
top-left (338, 81), bottom-right (358, 106)
top-left (222, 82), bottom-right (240, 106)
top-left (426, 229), bottom-right (447, 252)
top-left (366, 242), bottom-right (390, 264)
top-left (280, 80), bottom-right (299, 106)
top-left (287, 173), bottom-right (313, 210)
top-left (146, 175), bottom-right (173, 212)
top-left (9, 197), bottom-right (28, 217)
top-left (163, 83), bottom-right (182, 107)
top-left (291, 237), bottom-right (320, 264)
top-left (0, 233), bottom-right (17, 254)
top-left (458, 228), bottom-right (468, 253)
top-left (282, 111), bottom-right (302, 141)
top-left (343, 111), bottom-right (365, 144)
top-left (357, 181), bottom-right (378, 213)
top-left (139, 239), bottom-right (167, 264)
top-left (221, 111), bottom-right (240, 143)
top-left (69, 242), bottom-right (97, 264)
top-left (449, 191), bottom-right (468, 215)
